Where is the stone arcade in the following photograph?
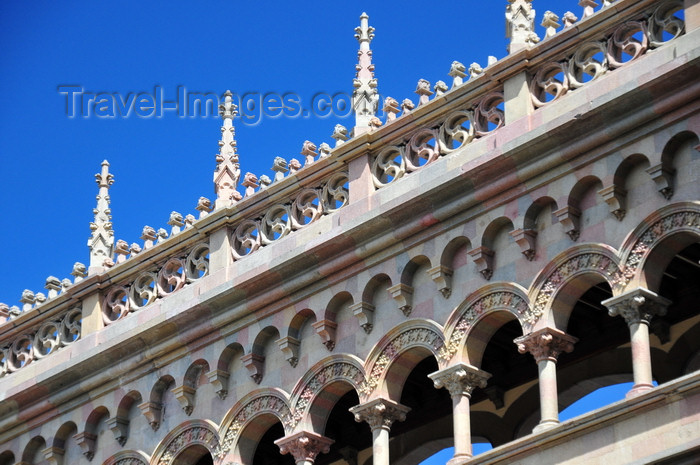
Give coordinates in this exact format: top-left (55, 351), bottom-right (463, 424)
top-left (1, 1), bottom-right (700, 464)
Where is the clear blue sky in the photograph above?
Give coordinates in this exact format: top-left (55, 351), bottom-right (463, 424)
top-left (1, 1), bottom-right (610, 462)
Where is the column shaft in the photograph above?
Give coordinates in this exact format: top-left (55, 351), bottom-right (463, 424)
top-left (538, 359), bottom-right (559, 426)
top-left (452, 393), bottom-right (472, 459)
top-left (629, 321), bottom-right (654, 395)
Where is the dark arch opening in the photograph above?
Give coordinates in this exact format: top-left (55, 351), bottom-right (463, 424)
top-left (253, 421), bottom-right (294, 465)
top-left (173, 444), bottom-right (213, 465)
top-left (316, 389), bottom-right (365, 464)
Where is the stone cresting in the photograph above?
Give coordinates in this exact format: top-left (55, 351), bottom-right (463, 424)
top-left (530, 0), bottom-right (684, 108)
top-left (230, 171), bottom-right (349, 260)
top-left (372, 91), bottom-right (505, 188)
top-left (102, 242), bottom-right (210, 325)
top-left (360, 326), bottom-right (444, 398)
top-left (0, 305), bottom-right (81, 377)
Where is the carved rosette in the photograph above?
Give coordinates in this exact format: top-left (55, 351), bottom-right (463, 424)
top-left (350, 398), bottom-right (410, 432)
top-left (429, 363), bottom-right (491, 398)
top-left (514, 327), bottom-right (577, 363)
top-left (603, 287), bottom-right (670, 326)
top-left (275, 431), bottom-right (334, 463)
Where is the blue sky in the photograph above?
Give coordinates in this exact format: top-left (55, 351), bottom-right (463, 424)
top-left (1, 1), bottom-right (605, 461)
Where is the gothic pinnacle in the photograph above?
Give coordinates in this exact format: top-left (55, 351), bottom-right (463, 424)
top-left (352, 12), bottom-right (379, 134)
top-left (88, 159), bottom-right (115, 273)
top-left (214, 90), bottom-right (242, 209)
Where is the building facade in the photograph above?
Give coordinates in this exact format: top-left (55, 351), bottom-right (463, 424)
top-left (1, 1), bottom-right (699, 464)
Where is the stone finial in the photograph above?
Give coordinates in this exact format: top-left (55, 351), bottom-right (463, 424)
top-left (114, 239), bottom-right (130, 264)
top-left (434, 80), bottom-right (448, 96)
top-left (214, 90), bottom-right (242, 209)
top-left (258, 174), bottom-right (272, 189)
top-left (602, 0), bottom-right (614, 7)
top-left (20, 289), bottom-right (35, 312)
top-left (449, 61), bottom-right (467, 88)
top-left (383, 97), bottom-right (400, 122)
top-left (272, 157), bottom-right (289, 182)
top-left (0, 303), bottom-right (9, 319)
top-left (168, 211), bottom-right (185, 236)
top-left (369, 116), bottom-right (383, 129)
top-left (45, 276), bottom-right (62, 299)
top-left (506, 0), bottom-right (540, 53)
top-left (415, 79), bottom-right (434, 106)
top-left (184, 214), bottom-right (196, 227)
top-left (289, 158), bottom-right (302, 175)
top-left (9, 305), bottom-right (21, 319)
top-left (331, 124), bottom-right (350, 147)
top-left (141, 226), bottom-right (157, 249)
top-left (88, 160), bottom-right (115, 273)
top-left (35, 293), bottom-right (46, 305)
top-left (563, 11), bottom-right (579, 27)
top-left (541, 11), bottom-right (561, 38)
top-left (156, 228), bottom-right (168, 244)
top-left (130, 243), bottom-right (142, 255)
top-left (242, 172), bottom-right (259, 197)
top-left (401, 98), bottom-right (415, 116)
top-left (301, 140), bottom-right (318, 166)
top-left (352, 13), bottom-right (379, 131)
top-left (318, 142), bottom-right (332, 158)
top-left (469, 62), bottom-right (484, 79)
top-left (579, 0), bottom-right (599, 18)
top-left (61, 278), bottom-right (72, 292)
top-left (196, 197), bottom-right (213, 219)
top-left (71, 262), bottom-right (87, 283)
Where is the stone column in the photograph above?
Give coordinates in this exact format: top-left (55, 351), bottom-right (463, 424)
top-left (349, 398), bottom-right (410, 465)
top-left (428, 363), bottom-right (491, 464)
top-left (514, 327), bottom-right (577, 432)
top-left (603, 287), bottom-right (670, 397)
top-left (274, 431), bottom-right (335, 465)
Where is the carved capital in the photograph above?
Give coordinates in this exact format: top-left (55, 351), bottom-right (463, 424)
top-left (387, 283), bottom-right (414, 316)
top-left (428, 363), bottom-right (491, 399)
top-left (515, 327), bottom-right (577, 363)
top-left (277, 336), bottom-right (301, 367)
top-left (172, 385), bottom-right (196, 415)
top-left (206, 369), bottom-right (230, 400)
top-left (468, 246), bottom-right (494, 280)
top-left (427, 265), bottom-right (453, 298)
top-left (275, 431), bottom-right (334, 464)
top-left (312, 319), bottom-right (338, 351)
top-left (603, 287), bottom-right (670, 327)
top-left (350, 301), bottom-right (375, 333)
top-left (241, 353), bottom-right (265, 384)
top-left (138, 401), bottom-right (162, 431)
top-left (106, 417), bottom-right (129, 446)
top-left (350, 398), bottom-right (410, 432)
top-left (510, 228), bottom-right (537, 261)
top-left (74, 432), bottom-right (97, 461)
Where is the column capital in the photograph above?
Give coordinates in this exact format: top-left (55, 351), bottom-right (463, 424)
top-left (274, 431), bottom-right (334, 464)
top-left (350, 398), bottom-right (410, 432)
top-left (514, 327), bottom-right (577, 363)
top-left (603, 287), bottom-right (670, 326)
top-left (428, 363), bottom-right (491, 398)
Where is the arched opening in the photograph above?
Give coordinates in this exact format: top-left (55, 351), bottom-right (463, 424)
top-left (173, 444), bottom-right (214, 465)
top-left (252, 420), bottom-right (294, 465)
top-left (315, 388), bottom-right (365, 465)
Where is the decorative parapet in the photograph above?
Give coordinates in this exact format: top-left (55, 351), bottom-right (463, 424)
top-left (101, 242), bottom-right (210, 325)
top-left (0, 304), bottom-right (82, 378)
top-left (230, 170), bottom-right (349, 261)
top-left (529, 0), bottom-right (685, 109)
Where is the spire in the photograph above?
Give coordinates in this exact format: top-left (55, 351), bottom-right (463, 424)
top-left (506, 0), bottom-right (540, 53)
top-left (88, 160), bottom-right (115, 273)
top-left (214, 90), bottom-right (242, 209)
top-left (352, 12), bottom-right (379, 134)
